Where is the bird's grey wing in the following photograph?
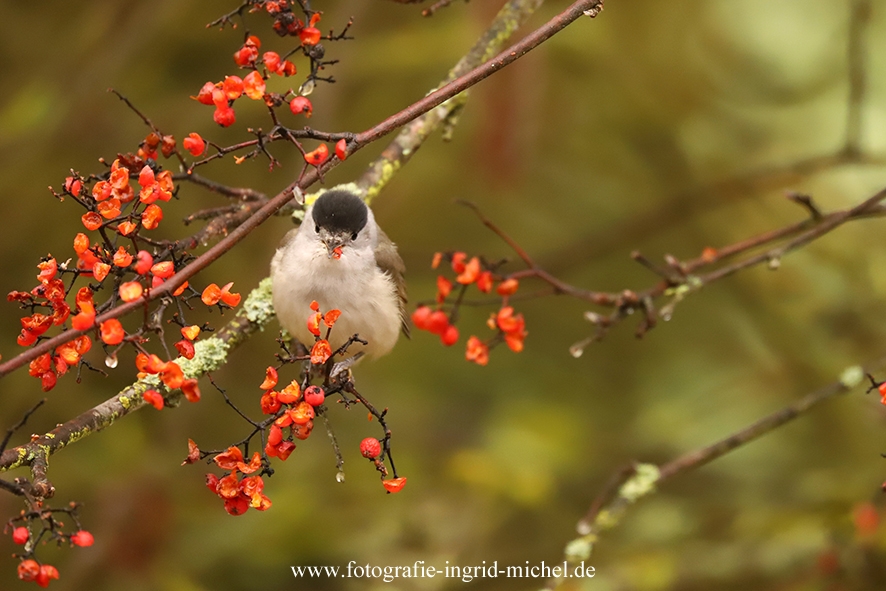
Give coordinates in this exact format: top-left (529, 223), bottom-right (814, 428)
top-left (276, 227), bottom-right (300, 252)
top-left (374, 228), bottom-right (410, 338)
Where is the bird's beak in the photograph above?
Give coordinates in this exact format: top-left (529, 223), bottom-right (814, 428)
top-left (319, 230), bottom-right (348, 259)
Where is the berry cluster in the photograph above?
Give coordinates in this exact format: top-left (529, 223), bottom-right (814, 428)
top-left (6, 505), bottom-right (94, 588)
top-left (194, 301), bottom-right (407, 509)
top-left (10, 146), bottom-right (245, 395)
top-left (412, 251), bottom-right (526, 366)
top-left (193, 8), bottom-right (351, 170)
top-left (205, 446), bottom-right (272, 516)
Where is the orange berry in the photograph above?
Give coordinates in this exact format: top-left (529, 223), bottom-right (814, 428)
top-left (201, 283), bottom-right (221, 305)
top-left (219, 282), bottom-right (241, 306)
top-left (382, 477), bottom-right (407, 494)
top-left (174, 339), bottom-right (196, 359)
top-left (181, 378), bottom-right (201, 403)
top-left (304, 143), bottom-right (329, 166)
top-left (300, 26), bottom-right (321, 46)
top-left (259, 366), bottom-right (279, 390)
top-left (117, 220), bottom-right (138, 236)
top-left (112, 246), bottom-right (133, 267)
top-left (307, 312), bottom-right (322, 336)
top-left (100, 318), bottom-right (125, 345)
top-left (143, 389), bottom-right (164, 410)
top-left (73, 233), bottom-right (90, 254)
top-left (183, 132), bottom-right (206, 157)
top-left (181, 325), bottom-right (201, 341)
top-left (141, 204), bottom-right (163, 230)
top-left (119, 281), bottom-right (144, 302)
top-left (81, 211), bottom-right (103, 231)
top-left (243, 71), bottom-right (266, 100)
top-left (310, 339), bottom-right (332, 365)
top-left (456, 256), bottom-right (481, 285)
top-left (97, 197), bottom-right (122, 219)
top-left (496, 277), bottom-right (519, 296)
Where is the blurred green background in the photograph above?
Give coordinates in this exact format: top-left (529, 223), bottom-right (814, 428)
top-left (2, 1), bottom-right (886, 589)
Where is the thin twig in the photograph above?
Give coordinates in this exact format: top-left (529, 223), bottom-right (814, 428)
top-left (0, 399), bottom-right (46, 454)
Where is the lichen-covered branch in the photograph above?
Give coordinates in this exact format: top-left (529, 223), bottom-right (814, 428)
top-left (0, 279), bottom-right (276, 495)
top-left (549, 364), bottom-right (877, 589)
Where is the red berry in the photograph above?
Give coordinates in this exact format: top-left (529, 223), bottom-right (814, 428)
top-left (17, 559), bottom-right (40, 582)
top-left (262, 51), bottom-right (281, 72)
top-left (36, 564), bottom-right (59, 587)
top-left (70, 530), bottom-right (94, 547)
top-left (194, 81), bottom-right (216, 105)
top-left (360, 437), bottom-right (382, 459)
top-left (182, 133), bottom-right (206, 157)
top-left (12, 527), bottom-right (28, 545)
top-left (300, 26), bottom-right (322, 46)
top-left (213, 106), bottom-right (236, 127)
top-left (382, 477), bottom-right (407, 493)
top-left (304, 385), bottom-right (325, 407)
top-left (40, 370), bottom-right (57, 392)
top-left (134, 250), bottom-right (153, 275)
top-left (289, 96), bottom-right (313, 117)
top-left (303, 144), bottom-right (329, 167)
top-left (143, 389), bottom-right (164, 410)
top-left (440, 324), bottom-right (459, 347)
top-left (411, 306), bottom-right (432, 331)
top-left (496, 277), bottom-right (520, 296)
top-left (224, 495), bottom-right (250, 516)
top-left (335, 139), bottom-right (347, 161)
top-left (426, 310), bottom-right (449, 335)
top-left (268, 424), bottom-right (283, 446)
top-left (174, 339), bottom-right (196, 360)
top-left (100, 319), bottom-right (125, 346)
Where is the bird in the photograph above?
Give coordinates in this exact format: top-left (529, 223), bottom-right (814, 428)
top-left (270, 188), bottom-right (408, 362)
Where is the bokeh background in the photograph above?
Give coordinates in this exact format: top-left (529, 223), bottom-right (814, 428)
top-left (2, 1), bottom-right (886, 589)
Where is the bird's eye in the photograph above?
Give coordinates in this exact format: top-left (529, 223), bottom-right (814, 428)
top-left (315, 225), bottom-right (320, 233)
top-left (351, 232), bottom-right (358, 240)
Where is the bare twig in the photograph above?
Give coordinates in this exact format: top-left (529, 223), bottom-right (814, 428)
top-left (554, 364), bottom-right (875, 590)
top-left (0, 399), bottom-right (45, 454)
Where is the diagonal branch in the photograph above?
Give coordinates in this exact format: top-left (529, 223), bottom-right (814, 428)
top-left (0, 279), bottom-right (276, 486)
top-left (551, 364), bottom-right (877, 589)
top-left (0, 0), bottom-right (605, 380)
top-left (0, 0), bottom-right (599, 493)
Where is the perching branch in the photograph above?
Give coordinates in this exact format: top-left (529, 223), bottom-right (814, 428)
top-left (0, 0), bottom-right (587, 492)
top-left (0, 0), bottom-right (604, 380)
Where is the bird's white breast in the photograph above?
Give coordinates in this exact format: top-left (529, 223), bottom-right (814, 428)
top-left (270, 228), bottom-right (401, 359)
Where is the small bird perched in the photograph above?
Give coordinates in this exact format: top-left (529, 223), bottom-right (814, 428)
top-left (270, 188), bottom-right (408, 360)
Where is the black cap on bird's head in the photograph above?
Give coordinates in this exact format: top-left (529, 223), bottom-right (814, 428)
top-left (311, 190), bottom-right (369, 258)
